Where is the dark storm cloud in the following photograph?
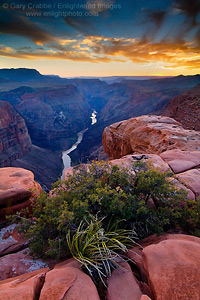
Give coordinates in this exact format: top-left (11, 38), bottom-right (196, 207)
top-left (139, 9), bottom-right (167, 41)
top-left (173, 0), bottom-right (200, 27)
top-left (145, 10), bottom-right (167, 30)
top-left (0, 12), bottom-right (52, 43)
top-left (196, 29), bottom-right (200, 47)
top-left (172, 0), bottom-right (200, 46)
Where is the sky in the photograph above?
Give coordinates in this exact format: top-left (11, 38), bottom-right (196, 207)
top-left (0, 0), bottom-right (200, 77)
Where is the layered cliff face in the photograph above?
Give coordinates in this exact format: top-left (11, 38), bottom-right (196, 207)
top-left (163, 83), bottom-right (200, 131)
top-left (0, 101), bottom-right (31, 166)
top-left (0, 85), bottom-right (91, 151)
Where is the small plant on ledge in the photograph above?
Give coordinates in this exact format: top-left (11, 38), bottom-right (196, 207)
top-left (66, 215), bottom-right (137, 286)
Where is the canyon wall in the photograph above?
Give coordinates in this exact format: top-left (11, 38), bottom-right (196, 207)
top-left (0, 101), bottom-right (31, 166)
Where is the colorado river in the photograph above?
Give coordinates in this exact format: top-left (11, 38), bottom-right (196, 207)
top-left (61, 111), bottom-right (97, 179)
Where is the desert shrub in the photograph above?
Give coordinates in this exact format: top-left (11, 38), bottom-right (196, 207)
top-left (11, 161), bottom-right (200, 258)
top-left (67, 215), bottom-right (137, 285)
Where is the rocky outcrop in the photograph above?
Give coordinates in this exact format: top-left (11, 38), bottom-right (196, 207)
top-left (103, 115), bottom-right (200, 159)
top-left (163, 83), bottom-right (200, 131)
top-left (0, 259), bottom-right (100, 300)
top-left (0, 167), bottom-right (41, 217)
top-left (101, 115), bottom-right (200, 200)
top-left (0, 101), bottom-right (31, 166)
top-left (1, 227), bottom-right (200, 300)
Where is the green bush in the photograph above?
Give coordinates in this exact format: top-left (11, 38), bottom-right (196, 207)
top-left (11, 161), bottom-right (200, 259)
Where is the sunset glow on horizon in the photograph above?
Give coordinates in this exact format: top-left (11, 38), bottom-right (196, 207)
top-left (0, 0), bottom-right (199, 77)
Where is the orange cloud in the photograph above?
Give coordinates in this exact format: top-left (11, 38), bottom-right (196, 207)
top-left (0, 36), bottom-right (199, 70)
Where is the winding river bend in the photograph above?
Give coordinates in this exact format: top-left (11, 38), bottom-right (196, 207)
top-left (61, 111), bottom-right (97, 179)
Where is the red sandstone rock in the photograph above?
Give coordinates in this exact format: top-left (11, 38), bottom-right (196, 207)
top-left (0, 248), bottom-right (48, 281)
top-left (0, 167), bottom-right (42, 217)
top-left (103, 115), bottom-right (200, 159)
top-left (160, 149), bottom-right (200, 173)
top-left (64, 154), bottom-right (170, 181)
top-left (0, 268), bottom-right (49, 300)
top-left (142, 235), bottom-right (200, 300)
top-left (107, 261), bottom-right (142, 300)
top-left (168, 177), bottom-right (196, 200)
top-left (40, 265), bottom-right (100, 300)
top-left (63, 164), bottom-right (89, 181)
top-left (140, 295), bottom-right (152, 300)
top-left (0, 100), bottom-right (31, 167)
top-left (109, 154), bottom-right (171, 173)
top-left (176, 169), bottom-right (200, 198)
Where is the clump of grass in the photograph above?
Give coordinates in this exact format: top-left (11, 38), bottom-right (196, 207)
top-left (67, 215), bottom-right (137, 285)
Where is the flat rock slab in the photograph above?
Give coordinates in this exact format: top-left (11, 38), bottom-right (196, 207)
top-left (176, 169), bottom-right (200, 198)
top-left (160, 149), bottom-right (200, 173)
top-left (0, 224), bottom-right (18, 254)
top-left (110, 154), bottom-right (171, 173)
top-left (0, 248), bottom-right (48, 281)
top-left (142, 235), bottom-right (200, 300)
top-left (107, 261), bottom-right (142, 300)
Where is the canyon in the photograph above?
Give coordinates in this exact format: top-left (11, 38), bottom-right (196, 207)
top-left (0, 68), bottom-right (200, 188)
top-left (0, 113), bottom-right (200, 299)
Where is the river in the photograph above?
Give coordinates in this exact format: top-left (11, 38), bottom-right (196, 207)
top-left (61, 111), bottom-right (97, 179)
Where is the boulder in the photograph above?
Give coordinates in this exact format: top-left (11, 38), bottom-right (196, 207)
top-left (107, 261), bottom-right (142, 300)
top-left (0, 248), bottom-right (47, 281)
top-left (142, 235), bottom-right (200, 300)
top-left (103, 115), bottom-right (200, 159)
top-left (0, 268), bottom-right (49, 300)
top-left (39, 264), bottom-right (100, 300)
top-left (160, 149), bottom-right (200, 173)
top-left (176, 169), bottom-right (200, 199)
top-left (0, 167), bottom-right (42, 217)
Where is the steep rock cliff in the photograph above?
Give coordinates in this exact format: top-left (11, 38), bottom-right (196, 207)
top-left (0, 85), bottom-right (91, 151)
top-left (0, 101), bottom-right (31, 166)
top-left (163, 83), bottom-right (200, 131)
